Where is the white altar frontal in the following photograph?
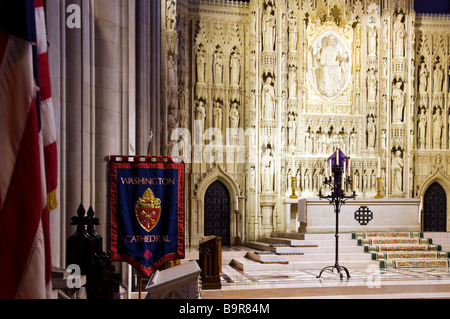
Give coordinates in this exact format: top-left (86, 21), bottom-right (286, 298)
top-left (298, 198), bottom-right (421, 233)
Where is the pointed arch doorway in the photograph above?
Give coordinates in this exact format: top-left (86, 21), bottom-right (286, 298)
top-left (204, 181), bottom-right (231, 246)
top-left (423, 182), bottom-right (447, 232)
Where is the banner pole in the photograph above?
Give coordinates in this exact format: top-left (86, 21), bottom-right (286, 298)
top-left (147, 131), bottom-right (153, 156)
top-left (138, 270), bottom-right (142, 299)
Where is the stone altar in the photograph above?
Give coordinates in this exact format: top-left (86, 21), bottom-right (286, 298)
top-left (298, 198), bottom-right (421, 233)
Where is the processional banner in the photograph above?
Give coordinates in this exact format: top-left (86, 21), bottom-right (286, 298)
top-left (109, 156), bottom-right (185, 276)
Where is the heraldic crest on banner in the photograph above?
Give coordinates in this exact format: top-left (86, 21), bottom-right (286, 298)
top-left (135, 188), bottom-right (161, 233)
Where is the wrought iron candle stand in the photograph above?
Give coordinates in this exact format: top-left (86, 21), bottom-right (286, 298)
top-left (317, 159), bottom-right (357, 280)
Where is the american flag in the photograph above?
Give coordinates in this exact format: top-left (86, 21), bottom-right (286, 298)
top-left (0, 0), bottom-right (57, 299)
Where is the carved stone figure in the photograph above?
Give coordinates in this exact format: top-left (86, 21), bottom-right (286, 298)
top-left (230, 103), bottom-right (240, 144)
top-left (168, 104), bottom-right (178, 134)
top-left (381, 168), bottom-right (386, 196)
top-left (289, 66), bottom-right (297, 99)
top-left (381, 130), bottom-right (386, 150)
top-left (350, 131), bottom-right (357, 155)
top-left (362, 170), bottom-right (368, 190)
top-left (368, 22), bottom-right (377, 56)
top-left (310, 33), bottom-right (351, 99)
top-left (392, 81), bottom-right (405, 123)
top-left (262, 77), bottom-right (275, 121)
top-left (393, 13), bottom-right (406, 58)
top-left (213, 51), bottom-right (223, 85)
top-left (304, 169), bottom-right (310, 191)
top-left (367, 116), bottom-right (376, 148)
top-left (382, 58), bottom-right (388, 79)
top-left (305, 131), bottom-right (312, 154)
top-left (418, 108), bottom-right (427, 149)
top-left (354, 170), bottom-right (360, 191)
top-left (289, 13), bottom-right (298, 52)
top-left (288, 113), bottom-right (296, 146)
top-left (434, 61), bottom-right (444, 93)
top-left (419, 62), bottom-right (428, 94)
top-left (367, 69), bottom-right (377, 101)
top-left (196, 51), bottom-right (206, 84)
top-left (166, 0), bottom-right (176, 30)
top-left (250, 166), bottom-right (256, 190)
top-left (230, 102), bottom-right (240, 130)
top-left (262, 4), bottom-right (275, 52)
top-left (392, 150), bottom-right (404, 193)
top-left (195, 101), bottom-right (206, 141)
top-left (261, 147), bottom-right (274, 192)
top-left (317, 35), bottom-right (343, 95)
top-left (213, 102), bottom-right (223, 131)
top-left (433, 108), bottom-right (443, 149)
top-left (230, 53), bottom-right (240, 86)
top-left (168, 55), bottom-right (176, 86)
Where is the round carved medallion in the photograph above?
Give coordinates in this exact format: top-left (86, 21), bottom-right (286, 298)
top-left (308, 31), bottom-right (352, 100)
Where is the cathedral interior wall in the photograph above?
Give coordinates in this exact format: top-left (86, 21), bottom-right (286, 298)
top-left (45, 0), bottom-right (450, 270)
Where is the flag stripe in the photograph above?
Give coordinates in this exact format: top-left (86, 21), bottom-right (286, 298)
top-left (15, 221), bottom-right (47, 299)
top-left (0, 100), bottom-right (43, 298)
top-left (0, 35), bottom-right (35, 212)
top-left (35, 0), bottom-right (57, 211)
top-left (34, 6), bottom-right (46, 55)
top-left (0, 0), bottom-right (56, 299)
top-left (40, 99), bottom-right (57, 145)
top-left (37, 52), bottom-right (51, 100)
top-left (34, 0), bottom-right (55, 296)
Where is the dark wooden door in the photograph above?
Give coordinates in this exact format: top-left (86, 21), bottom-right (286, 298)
top-left (424, 182), bottom-right (447, 232)
top-left (204, 181), bottom-right (230, 246)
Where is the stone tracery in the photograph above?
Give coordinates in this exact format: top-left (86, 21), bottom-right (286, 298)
top-left (161, 0), bottom-right (450, 243)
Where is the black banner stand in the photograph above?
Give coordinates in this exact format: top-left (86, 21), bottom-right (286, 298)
top-left (317, 159), bottom-right (356, 280)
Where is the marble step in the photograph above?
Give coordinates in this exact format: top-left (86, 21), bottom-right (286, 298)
top-left (357, 238), bottom-right (432, 245)
top-left (363, 244), bottom-right (442, 252)
top-left (247, 251), bottom-right (372, 263)
top-left (424, 232), bottom-right (450, 241)
top-left (244, 241), bottom-right (364, 254)
top-left (371, 251), bottom-right (450, 260)
top-left (379, 258), bottom-right (450, 268)
top-left (230, 257), bottom-right (377, 272)
top-left (424, 232), bottom-right (450, 251)
top-left (259, 237), bottom-right (358, 248)
top-left (352, 232), bottom-right (424, 239)
top-left (270, 232), bottom-right (307, 240)
top-left (184, 246), bottom-right (250, 261)
top-left (258, 237), bottom-right (320, 247)
top-left (270, 232), bottom-right (355, 241)
top-left (230, 258), bottom-right (295, 271)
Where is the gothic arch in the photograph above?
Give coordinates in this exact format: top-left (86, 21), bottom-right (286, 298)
top-left (196, 165), bottom-right (241, 244)
top-left (417, 169), bottom-right (450, 232)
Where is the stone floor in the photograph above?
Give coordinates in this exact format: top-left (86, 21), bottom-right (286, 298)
top-left (187, 234), bottom-right (450, 299)
top-left (202, 262), bottom-right (450, 299)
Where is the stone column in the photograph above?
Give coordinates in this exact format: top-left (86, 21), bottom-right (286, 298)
top-left (93, 0), bottom-right (132, 241)
top-left (136, 0), bottom-right (161, 155)
top-left (47, 0), bottom-right (97, 266)
top-left (64, 0), bottom-right (85, 254)
top-left (46, 0), bottom-right (64, 268)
